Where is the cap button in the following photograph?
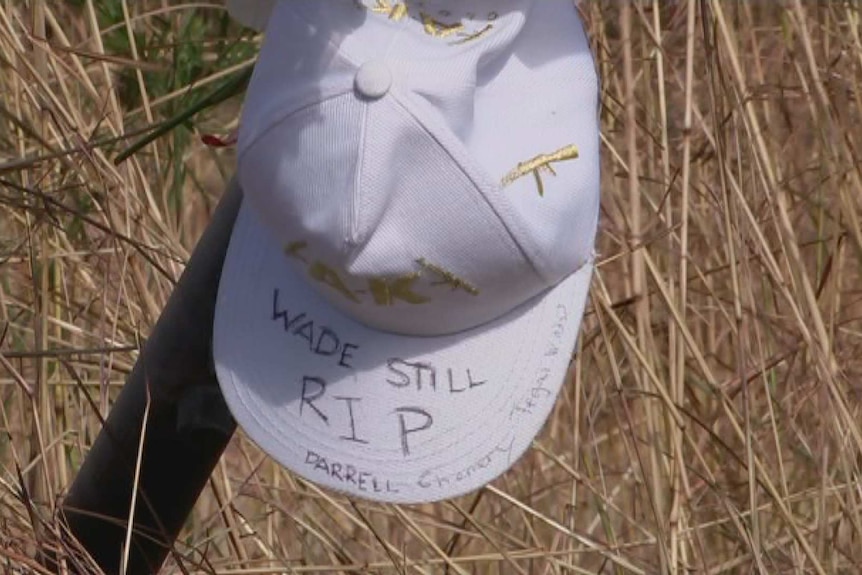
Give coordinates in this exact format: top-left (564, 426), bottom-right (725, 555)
top-left (355, 60), bottom-right (392, 100)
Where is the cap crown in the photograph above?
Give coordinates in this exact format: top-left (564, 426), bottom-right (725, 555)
top-left (237, 0), bottom-right (600, 335)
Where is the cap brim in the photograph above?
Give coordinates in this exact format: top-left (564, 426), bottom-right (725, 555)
top-left (213, 200), bottom-right (594, 504)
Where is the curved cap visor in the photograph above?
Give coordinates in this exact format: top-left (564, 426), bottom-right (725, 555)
top-left (213, 202), bottom-right (593, 503)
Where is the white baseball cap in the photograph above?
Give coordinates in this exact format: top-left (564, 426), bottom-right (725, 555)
top-left (215, 0), bottom-right (600, 504)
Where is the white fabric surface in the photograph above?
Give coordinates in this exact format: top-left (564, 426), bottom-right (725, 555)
top-left (215, 0), bottom-right (600, 502)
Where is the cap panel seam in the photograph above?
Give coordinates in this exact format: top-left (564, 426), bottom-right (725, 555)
top-left (238, 90), bottom-right (354, 165)
top-left (385, 88), bottom-right (545, 284)
top-left (349, 101), bottom-right (370, 248)
top-left (387, 88), bottom-right (550, 283)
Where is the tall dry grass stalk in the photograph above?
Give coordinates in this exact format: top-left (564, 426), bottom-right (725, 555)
top-left (2, 1), bottom-right (862, 573)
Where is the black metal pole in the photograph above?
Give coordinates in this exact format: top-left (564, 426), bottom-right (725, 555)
top-left (60, 179), bottom-right (242, 575)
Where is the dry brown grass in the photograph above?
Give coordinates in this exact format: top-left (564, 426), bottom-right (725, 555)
top-left (2, 1), bottom-right (862, 573)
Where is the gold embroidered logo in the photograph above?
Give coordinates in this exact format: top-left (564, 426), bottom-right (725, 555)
top-left (451, 24), bottom-right (493, 45)
top-left (357, 1), bottom-right (498, 45)
top-left (284, 243), bottom-right (479, 306)
top-left (417, 258), bottom-right (479, 296)
top-left (421, 12), bottom-right (464, 38)
top-left (368, 0), bottom-right (408, 20)
top-left (368, 274), bottom-right (429, 306)
top-left (285, 240), bottom-right (310, 263)
top-left (501, 145), bottom-right (580, 197)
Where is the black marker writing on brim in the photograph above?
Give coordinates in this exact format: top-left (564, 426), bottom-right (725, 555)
top-left (300, 376), bottom-right (328, 423)
top-left (334, 396), bottom-right (368, 444)
top-left (394, 407), bottom-right (433, 457)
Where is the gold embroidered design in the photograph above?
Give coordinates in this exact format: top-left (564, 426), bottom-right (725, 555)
top-left (452, 24), bottom-right (493, 45)
top-left (421, 12), bottom-right (464, 37)
top-left (501, 145), bottom-right (580, 197)
top-left (309, 261), bottom-right (362, 303)
top-left (359, 1), bottom-right (497, 44)
top-left (370, 0), bottom-right (408, 20)
top-left (284, 239), bottom-right (481, 306)
top-left (417, 258), bottom-right (479, 296)
top-left (369, 274), bottom-right (430, 305)
top-left (284, 241), bottom-right (310, 264)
